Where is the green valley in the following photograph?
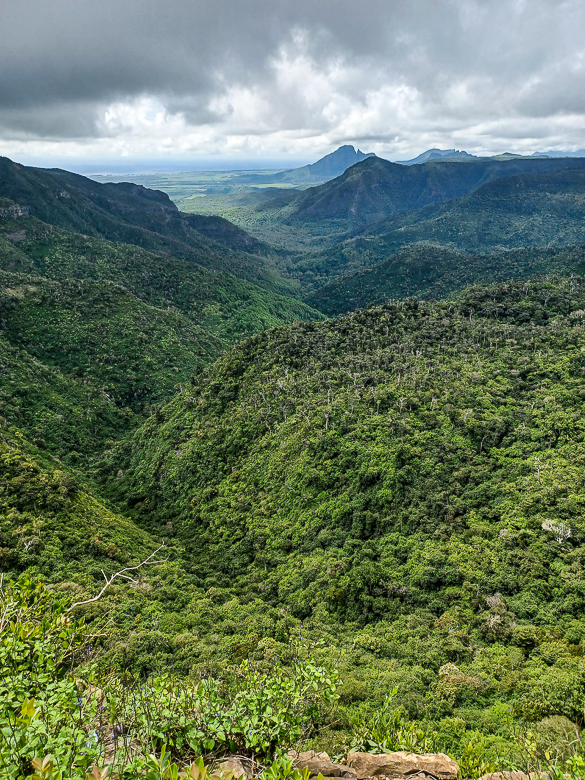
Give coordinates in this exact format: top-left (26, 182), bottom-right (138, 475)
top-left (4, 153), bottom-right (585, 778)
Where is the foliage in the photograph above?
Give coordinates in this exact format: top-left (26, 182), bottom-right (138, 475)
top-left (0, 269), bottom-right (222, 414)
top-left (0, 213), bottom-right (321, 344)
top-left (0, 155), bottom-right (294, 296)
top-left (94, 652), bottom-right (337, 761)
top-left (350, 689), bottom-right (437, 754)
top-left (307, 245), bottom-right (585, 316)
top-left (103, 278), bottom-right (585, 761)
top-left (0, 576), bottom-right (99, 779)
top-left (7, 154), bottom-right (585, 774)
top-left (0, 576), bottom-right (337, 778)
top-left (0, 425), bottom-right (155, 580)
top-left (260, 757), bottom-right (310, 780)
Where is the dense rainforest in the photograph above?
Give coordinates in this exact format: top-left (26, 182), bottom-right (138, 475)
top-left (3, 154), bottom-right (585, 778)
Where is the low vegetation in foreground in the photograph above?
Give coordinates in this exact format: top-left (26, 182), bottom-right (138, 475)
top-left (2, 575), bottom-right (585, 779)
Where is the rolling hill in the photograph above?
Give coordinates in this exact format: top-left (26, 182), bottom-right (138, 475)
top-left (293, 165), bottom-right (585, 307)
top-left (365, 165), bottom-right (585, 251)
top-left (0, 206), bottom-right (323, 343)
top-left (6, 148), bottom-right (585, 765)
top-left (306, 244), bottom-right (585, 315)
top-left (109, 278), bottom-right (585, 628)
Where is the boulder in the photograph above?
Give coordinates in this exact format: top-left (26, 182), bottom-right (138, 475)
top-left (289, 751), bottom-right (357, 779)
top-left (347, 751), bottom-right (459, 780)
top-left (479, 774), bottom-right (531, 780)
top-left (216, 757), bottom-right (253, 780)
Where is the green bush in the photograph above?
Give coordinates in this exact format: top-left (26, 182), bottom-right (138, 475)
top-left (0, 576), bottom-right (338, 777)
top-left (350, 688), bottom-right (437, 754)
top-left (0, 576), bottom-right (99, 778)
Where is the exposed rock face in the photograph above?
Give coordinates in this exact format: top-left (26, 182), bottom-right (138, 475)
top-left (347, 751), bottom-right (459, 780)
top-left (290, 751), bottom-right (357, 780)
top-left (5, 230), bottom-right (26, 242)
top-left (0, 204), bottom-right (29, 218)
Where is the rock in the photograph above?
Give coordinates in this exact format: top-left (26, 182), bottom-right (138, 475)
top-left (216, 757), bottom-right (253, 779)
top-left (347, 751), bottom-right (459, 780)
top-left (479, 774), bottom-right (531, 780)
top-left (289, 751), bottom-right (357, 780)
top-left (289, 752), bottom-right (331, 763)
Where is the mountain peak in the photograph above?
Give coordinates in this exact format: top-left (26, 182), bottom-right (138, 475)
top-left (305, 145), bottom-right (376, 176)
top-left (233, 144), bottom-right (376, 185)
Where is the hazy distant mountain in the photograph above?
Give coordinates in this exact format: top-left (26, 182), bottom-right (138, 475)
top-left (396, 148), bottom-right (478, 165)
top-left (536, 149), bottom-right (585, 158)
top-left (234, 145), bottom-right (376, 185)
top-left (364, 164), bottom-right (585, 251)
top-left (301, 164), bottom-right (585, 313)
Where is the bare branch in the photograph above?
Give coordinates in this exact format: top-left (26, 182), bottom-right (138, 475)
top-left (66, 545), bottom-right (167, 613)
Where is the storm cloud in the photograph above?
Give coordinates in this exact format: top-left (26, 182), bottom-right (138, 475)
top-left (1, 0), bottom-right (585, 165)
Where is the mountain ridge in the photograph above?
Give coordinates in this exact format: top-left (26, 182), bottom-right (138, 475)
top-left (284, 154), bottom-right (585, 227)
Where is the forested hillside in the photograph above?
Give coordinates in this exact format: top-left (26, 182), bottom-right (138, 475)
top-left (111, 278), bottom-right (585, 620)
top-left (280, 156), bottom-right (585, 229)
top-left (95, 280), bottom-right (585, 748)
top-left (0, 156), bottom-right (292, 294)
top-left (0, 426), bottom-right (155, 582)
top-left (307, 245), bottom-right (585, 315)
top-left (286, 164), bottom-right (585, 304)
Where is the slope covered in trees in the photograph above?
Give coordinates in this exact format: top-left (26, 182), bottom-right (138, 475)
top-left (284, 156), bottom-right (585, 228)
top-left (109, 278), bottom-right (585, 618)
top-left (307, 245), bottom-right (585, 315)
top-left (0, 269), bottom-right (223, 413)
top-left (289, 166), bottom-right (585, 305)
top-left (364, 166), bottom-right (585, 252)
top-left (0, 156), bottom-right (293, 295)
top-left (88, 278), bottom-right (585, 751)
top-left (0, 430), bottom-right (154, 581)
top-left (0, 210), bottom-right (322, 343)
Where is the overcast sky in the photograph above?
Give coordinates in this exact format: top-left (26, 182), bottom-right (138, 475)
top-left (1, 0), bottom-right (585, 170)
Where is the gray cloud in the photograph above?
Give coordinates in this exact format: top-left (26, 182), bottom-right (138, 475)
top-left (1, 0), bottom-right (585, 160)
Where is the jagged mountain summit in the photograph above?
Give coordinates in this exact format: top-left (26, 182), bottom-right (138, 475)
top-left (297, 144), bottom-right (376, 178)
top-left (234, 145), bottom-right (376, 185)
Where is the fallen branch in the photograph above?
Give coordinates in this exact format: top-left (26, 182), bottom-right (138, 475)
top-left (66, 545), bottom-right (167, 612)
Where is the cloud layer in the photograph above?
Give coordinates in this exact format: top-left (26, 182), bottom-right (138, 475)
top-left (2, 0), bottom-right (585, 166)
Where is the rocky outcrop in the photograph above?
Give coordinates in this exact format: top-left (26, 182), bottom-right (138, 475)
top-left (4, 230), bottom-right (26, 242)
top-left (0, 204), bottom-right (29, 218)
top-left (347, 751), bottom-right (459, 780)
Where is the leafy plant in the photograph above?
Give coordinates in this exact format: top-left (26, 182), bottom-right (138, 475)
top-left (97, 651), bottom-right (338, 760)
top-left (456, 735), bottom-right (498, 779)
top-left (0, 577), bottom-right (100, 779)
top-left (350, 689), bottom-right (437, 754)
top-left (260, 757), bottom-right (311, 780)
